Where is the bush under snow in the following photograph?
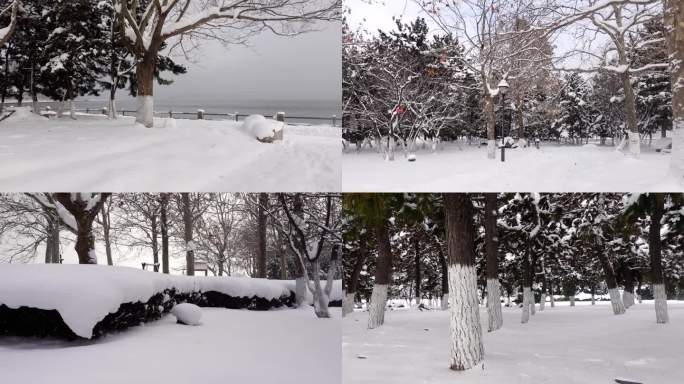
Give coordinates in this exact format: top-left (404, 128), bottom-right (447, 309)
top-left (0, 264), bottom-right (296, 339)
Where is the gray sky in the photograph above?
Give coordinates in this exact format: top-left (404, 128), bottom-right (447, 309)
top-left (155, 21), bottom-right (341, 104)
top-left (344, 0), bottom-right (602, 71)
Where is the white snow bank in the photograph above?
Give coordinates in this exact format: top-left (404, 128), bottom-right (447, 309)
top-left (0, 264), bottom-right (292, 338)
top-left (4, 106), bottom-right (47, 123)
top-left (240, 114), bottom-right (284, 142)
top-left (171, 303), bottom-right (202, 325)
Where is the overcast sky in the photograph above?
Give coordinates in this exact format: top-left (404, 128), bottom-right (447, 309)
top-left (154, 21), bottom-right (341, 104)
top-left (344, 0), bottom-right (602, 70)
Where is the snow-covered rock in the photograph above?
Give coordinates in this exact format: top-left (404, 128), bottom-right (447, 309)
top-left (241, 114), bottom-right (284, 143)
top-left (171, 303), bottom-right (202, 325)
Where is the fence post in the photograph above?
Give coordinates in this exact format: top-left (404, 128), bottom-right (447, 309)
top-left (101, 107), bottom-right (108, 115)
top-left (86, 108), bottom-right (90, 114)
top-left (235, 112), bottom-right (239, 122)
top-left (332, 115), bottom-right (337, 127)
top-left (197, 109), bottom-right (204, 119)
top-left (276, 111), bottom-right (285, 123)
top-left (169, 110), bottom-right (173, 118)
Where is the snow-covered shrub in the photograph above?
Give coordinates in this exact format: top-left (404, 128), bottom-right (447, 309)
top-left (240, 114), bottom-right (284, 143)
top-left (171, 303), bottom-right (202, 325)
top-left (0, 265), bottom-right (297, 340)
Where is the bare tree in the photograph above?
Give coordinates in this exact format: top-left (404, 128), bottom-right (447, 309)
top-left (255, 193), bottom-right (268, 278)
top-left (0, 0), bottom-right (19, 46)
top-left (160, 193), bottom-right (170, 273)
top-left (116, 0), bottom-right (340, 127)
top-left (51, 193), bottom-right (111, 264)
top-left (114, 193), bottom-right (162, 270)
top-left (194, 193), bottom-right (244, 276)
top-left (278, 193), bottom-right (342, 318)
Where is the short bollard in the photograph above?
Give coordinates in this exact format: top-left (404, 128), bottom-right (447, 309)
top-left (197, 109), bottom-right (204, 119)
top-left (276, 111), bottom-right (285, 122)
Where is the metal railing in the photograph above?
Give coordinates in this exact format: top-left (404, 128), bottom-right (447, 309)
top-left (76, 107), bottom-right (339, 127)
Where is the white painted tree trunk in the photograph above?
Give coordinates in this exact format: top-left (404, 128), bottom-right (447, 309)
top-left (487, 139), bottom-right (496, 159)
top-left (521, 287), bottom-right (531, 324)
top-left (136, 95), bottom-right (154, 128)
top-left (550, 293), bottom-right (555, 307)
top-left (623, 291), bottom-right (634, 309)
top-left (539, 293), bottom-right (546, 311)
top-left (529, 290), bottom-right (536, 315)
top-left (654, 283), bottom-right (669, 324)
top-left (108, 98), bottom-right (118, 119)
top-left (448, 264), bottom-right (484, 370)
top-left (69, 100), bottom-right (75, 119)
top-left (673, 119), bottom-right (684, 184)
top-left (441, 293), bottom-right (448, 310)
top-left (368, 284), bottom-right (388, 329)
top-left (609, 288), bottom-right (626, 315)
top-left (628, 130), bottom-right (641, 158)
top-left (591, 293), bottom-right (595, 305)
top-left (486, 278), bottom-right (503, 332)
top-left (295, 276), bottom-right (307, 306)
top-left (570, 296), bottom-right (575, 307)
top-left (343, 292), bottom-right (355, 316)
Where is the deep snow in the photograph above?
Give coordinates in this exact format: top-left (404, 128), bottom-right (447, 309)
top-left (342, 141), bottom-right (679, 191)
top-left (0, 108), bottom-right (340, 191)
top-left (0, 307), bottom-right (341, 384)
top-left (343, 301), bottom-right (684, 384)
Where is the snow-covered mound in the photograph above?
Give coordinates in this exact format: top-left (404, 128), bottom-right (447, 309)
top-left (0, 264), bottom-right (293, 338)
top-left (1, 106), bottom-right (47, 123)
top-left (240, 114), bottom-right (284, 142)
top-left (171, 303), bottom-right (202, 325)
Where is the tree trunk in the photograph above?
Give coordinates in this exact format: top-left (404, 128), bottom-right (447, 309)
top-left (293, 194), bottom-right (307, 306)
top-left (516, 95), bottom-right (525, 142)
top-left (160, 193), bottom-right (170, 274)
top-left (182, 193), bottom-right (194, 275)
top-left (100, 204), bottom-right (113, 266)
top-left (368, 219), bottom-right (393, 329)
top-left (45, 215), bottom-right (60, 264)
top-left (622, 266), bottom-right (635, 309)
top-left (135, 54), bottom-right (157, 128)
top-left (438, 246), bottom-right (449, 310)
top-left (484, 193), bottom-right (502, 332)
top-left (485, 92), bottom-right (496, 159)
top-left (444, 194), bottom-right (484, 371)
top-left (521, 252), bottom-right (532, 324)
top-left (109, 85), bottom-right (118, 119)
top-left (344, 241), bottom-right (367, 316)
top-left (650, 193), bottom-right (669, 323)
top-left (75, 216), bottom-right (96, 264)
top-left (151, 214), bottom-right (159, 271)
top-left (597, 251), bottom-right (625, 315)
top-left (665, 0), bottom-right (684, 182)
top-left (414, 237), bottom-right (421, 306)
top-left (256, 193), bottom-right (267, 278)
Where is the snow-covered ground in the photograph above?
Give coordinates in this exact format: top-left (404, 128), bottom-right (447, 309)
top-left (343, 302), bottom-right (684, 384)
top-left (0, 108), bottom-right (340, 191)
top-left (342, 142), bottom-right (679, 191)
top-left (0, 307), bottom-right (341, 384)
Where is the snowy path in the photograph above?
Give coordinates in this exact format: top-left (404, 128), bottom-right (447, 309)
top-left (343, 302), bottom-right (684, 384)
top-left (0, 111), bottom-right (340, 191)
top-left (0, 307), bottom-right (340, 384)
top-left (342, 143), bottom-right (679, 191)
